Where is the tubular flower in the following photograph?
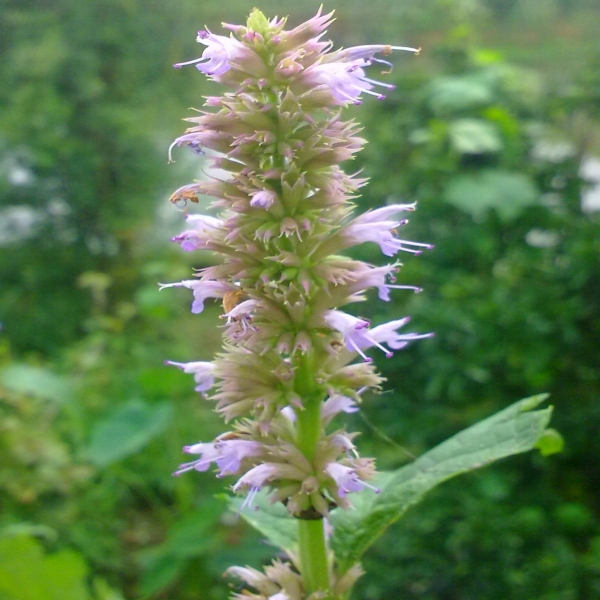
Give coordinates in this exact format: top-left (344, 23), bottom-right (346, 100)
top-left (174, 30), bottom-right (250, 76)
top-left (165, 360), bottom-right (215, 393)
top-left (163, 8), bottom-right (431, 526)
top-left (171, 214), bottom-right (223, 251)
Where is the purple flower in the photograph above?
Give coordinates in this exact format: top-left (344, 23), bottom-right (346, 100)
top-left (250, 190), bottom-right (277, 208)
top-left (352, 263), bottom-right (422, 301)
top-left (343, 204), bottom-right (433, 257)
top-left (331, 433), bottom-right (359, 457)
top-left (333, 44), bottom-right (420, 64)
top-left (302, 61), bottom-right (390, 105)
top-left (175, 438), bottom-right (262, 477)
top-left (174, 442), bottom-right (221, 475)
top-left (165, 360), bottom-right (215, 393)
top-left (158, 279), bottom-right (233, 314)
top-left (232, 463), bottom-right (277, 492)
top-left (215, 439), bottom-right (263, 475)
top-left (301, 44), bottom-right (419, 106)
top-left (322, 394), bottom-right (359, 424)
top-left (232, 463), bottom-right (280, 511)
top-left (368, 318), bottom-right (435, 351)
top-left (168, 133), bottom-right (206, 162)
top-left (325, 462), bottom-right (366, 498)
top-left (324, 310), bottom-right (431, 361)
top-left (324, 310), bottom-right (392, 362)
top-left (171, 214), bottom-right (222, 252)
top-left (173, 30), bottom-right (247, 76)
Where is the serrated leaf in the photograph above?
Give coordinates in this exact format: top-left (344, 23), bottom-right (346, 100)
top-left (83, 399), bottom-right (172, 467)
top-left (330, 394), bottom-right (553, 573)
top-left (444, 169), bottom-right (538, 220)
top-left (228, 491), bottom-right (298, 554)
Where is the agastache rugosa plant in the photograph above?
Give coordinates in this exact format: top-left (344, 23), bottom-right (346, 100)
top-left (162, 8), bottom-right (558, 600)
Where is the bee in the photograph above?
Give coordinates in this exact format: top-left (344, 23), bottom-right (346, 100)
top-left (222, 289), bottom-right (246, 316)
top-left (169, 184), bottom-right (200, 206)
top-left (215, 431), bottom-right (241, 442)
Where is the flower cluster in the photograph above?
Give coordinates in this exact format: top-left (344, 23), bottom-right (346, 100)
top-left (163, 7), bottom-right (430, 597)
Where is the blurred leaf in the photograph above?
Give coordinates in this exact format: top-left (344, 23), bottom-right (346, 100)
top-left (426, 76), bottom-right (493, 114)
top-left (0, 524), bottom-right (57, 543)
top-left (0, 535), bottom-right (91, 600)
top-left (535, 428), bottom-right (564, 456)
top-left (444, 169), bottom-right (538, 220)
top-left (227, 491), bottom-right (298, 554)
top-left (139, 553), bottom-right (187, 598)
top-left (0, 364), bottom-right (72, 403)
top-left (83, 399), bottom-right (172, 467)
top-left (448, 119), bottom-right (503, 154)
top-left (139, 504), bottom-right (222, 596)
top-left (92, 579), bottom-right (125, 600)
top-left (330, 395), bottom-right (553, 573)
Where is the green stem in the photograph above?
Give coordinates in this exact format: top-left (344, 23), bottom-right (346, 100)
top-left (295, 353), bottom-right (331, 597)
top-left (298, 518), bottom-right (330, 596)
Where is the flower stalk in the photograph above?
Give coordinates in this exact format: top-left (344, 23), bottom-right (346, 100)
top-left (163, 8), bottom-right (429, 599)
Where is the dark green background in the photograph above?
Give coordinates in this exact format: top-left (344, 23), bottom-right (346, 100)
top-left (1, 1), bottom-right (599, 598)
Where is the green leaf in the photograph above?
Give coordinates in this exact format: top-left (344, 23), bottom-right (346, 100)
top-left (330, 394), bottom-right (553, 573)
top-left (448, 119), bottom-right (503, 154)
top-left (0, 535), bottom-right (92, 600)
top-left (246, 9), bottom-right (270, 33)
top-left (92, 578), bottom-right (125, 600)
top-left (83, 399), bottom-right (172, 467)
top-left (444, 169), bottom-right (538, 220)
top-left (139, 502), bottom-right (223, 596)
top-left (425, 76), bottom-right (493, 115)
top-left (535, 428), bottom-right (564, 456)
top-left (227, 491), bottom-right (298, 554)
top-left (0, 364), bottom-right (72, 404)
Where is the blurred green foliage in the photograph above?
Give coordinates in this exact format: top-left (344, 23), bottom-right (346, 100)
top-left (1, 0), bottom-right (599, 599)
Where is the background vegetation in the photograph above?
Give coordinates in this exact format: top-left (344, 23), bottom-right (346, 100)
top-left (1, 0), bottom-right (599, 598)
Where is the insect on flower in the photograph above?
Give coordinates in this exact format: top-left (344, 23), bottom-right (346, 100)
top-left (221, 289), bottom-right (246, 316)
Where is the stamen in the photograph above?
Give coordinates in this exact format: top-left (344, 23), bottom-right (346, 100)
top-left (238, 486), bottom-right (261, 512)
top-left (365, 334), bottom-right (394, 358)
top-left (173, 57), bottom-right (206, 69)
top-left (361, 481), bottom-right (381, 493)
top-left (347, 337), bottom-right (372, 362)
top-left (388, 284), bottom-right (423, 293)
